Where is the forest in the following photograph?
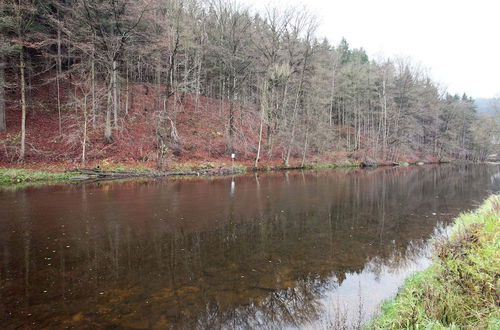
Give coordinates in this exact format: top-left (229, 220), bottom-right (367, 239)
top-left (0, 0), bottom-right (498, 170)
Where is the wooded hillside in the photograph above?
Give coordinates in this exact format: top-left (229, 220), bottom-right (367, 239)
top-left (1, 0), bottom-right (498, 169)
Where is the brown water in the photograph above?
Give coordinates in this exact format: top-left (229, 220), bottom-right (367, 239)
top-left (0, 164), bottom-right (499, 329)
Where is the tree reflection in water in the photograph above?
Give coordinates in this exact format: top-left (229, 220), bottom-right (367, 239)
top-left (0, 164), bottom-right (499, 328)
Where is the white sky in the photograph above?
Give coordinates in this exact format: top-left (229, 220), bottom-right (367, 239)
top-left (244, 0), bottom-right (500, 98)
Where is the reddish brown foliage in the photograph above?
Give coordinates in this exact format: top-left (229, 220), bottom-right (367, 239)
top-left (0, 75), bottom-right (442, 170)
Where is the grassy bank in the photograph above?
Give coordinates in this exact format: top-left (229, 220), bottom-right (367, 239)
top-left (304, 161), bottom-right (361, 170)
top-left (0, 168), bottom-right (80, 185)
top-left (0, 161), bottom-right (361, 186)
top-left (371, 194), bottom-right (500, 329)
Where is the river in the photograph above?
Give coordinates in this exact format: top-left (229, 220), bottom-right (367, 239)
top-left (1, 164), bottom-right (499, 329)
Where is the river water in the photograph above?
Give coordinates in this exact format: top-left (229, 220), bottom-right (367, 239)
top-left (0, 164), bottom-right (499, 329)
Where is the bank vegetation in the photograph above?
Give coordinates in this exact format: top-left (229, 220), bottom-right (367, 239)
top-left (371, 194), bottom-right (500, 329)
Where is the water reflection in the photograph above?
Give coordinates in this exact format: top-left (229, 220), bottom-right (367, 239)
top-left (0, 165), bottom-right (499, 329)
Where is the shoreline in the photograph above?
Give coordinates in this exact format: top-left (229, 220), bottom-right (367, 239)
top-left (0, 159), bottom-right (484, 187)
top-left (370, 194), bottom-right (500, 329)
top-left (0, 161), bottom-right (358, 186)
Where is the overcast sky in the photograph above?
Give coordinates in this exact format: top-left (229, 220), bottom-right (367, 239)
top-left (244, 0), bottom-right (500, 99)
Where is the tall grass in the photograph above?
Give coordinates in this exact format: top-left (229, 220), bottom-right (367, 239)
top-left (0, 168), bottom-right (76, 185)
top-left (370, 194), bottom-right (500, 329)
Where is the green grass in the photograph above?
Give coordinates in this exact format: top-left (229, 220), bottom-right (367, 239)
top-left (370, 194), bottom-right (500, 329)
top-left (170, 162), bottom-right (246, 173)
top-left (305, 161), bottom-right (361, 169)
top-left (0, 168), bottom-right (78, 185)
top-left (102, 165), bottom-right (149, 172)
top-left (259, 161), bottom-right (360, 171)
top-left (230, 163), bottom-right (247, 173)
top-left (93, 161), bottom-right (154, 173)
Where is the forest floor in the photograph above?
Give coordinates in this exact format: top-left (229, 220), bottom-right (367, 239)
top-left (370, 194), bottom-right (500, 329)
top-left (1, 79), bottom-right (447, 185)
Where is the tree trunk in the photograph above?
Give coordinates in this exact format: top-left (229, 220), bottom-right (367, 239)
top-left (194, 53), bottom-right (202, 111)
top-left (56, 22), bottom-right (62, 135)
top-left (157, 28), bottom-right (179, 170)
top-left (19, 48), bottom-right (27, 161)
top-left (301, 129), bottom-right (309, 167)
top-left (0, 50), bottom-right (6, 132)
top-left (112, 60), bottom-right (119, 129)
top-left (91, 51), bottom-right (96, 128)
top-left (228, 101), bottom-right (235, 154)
top-left (227, 74), bottom-right (236, 154)
top-left (284, 90), bottom-right (300, 166)
top-left (329, 60), bottom-right (336, 126)
top-left (285, 60), bottom-right (307, 166)
top-left (255, 81), bottom-right (267, 167)
top-left (104, 84), bottom-right (112, 142)
top-left (285, 37), bottom-right (312, 165)
top-left (82, 95), bottom-right (88, 165)
top-left (382, 79), bottom-right (388, 159)
top-left (124, 62), bottom-right (129, 115)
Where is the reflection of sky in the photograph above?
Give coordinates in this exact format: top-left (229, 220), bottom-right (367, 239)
top-left (305, 233), bottom-right (440, 328)
top-left (269, 243), bottom-right (433, 330)
top-left (314, 255), bottom-right (431, 328)
top-left (491, 171), bottom-right (500, 189)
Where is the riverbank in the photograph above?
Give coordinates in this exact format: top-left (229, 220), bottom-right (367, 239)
top-left (370, 194), bottom-right (500, 329)
top-left (0, 168), bottom-right (80, 185)
top-left (0, 157), bottom-right (468, 186)
top-left (0, 160), bottom-right (363, 186)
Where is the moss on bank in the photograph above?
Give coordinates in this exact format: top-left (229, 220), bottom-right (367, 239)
top-left (0, 168), bottom-right (79, 185)
top-left (370, 194), bottom-right (500, 329)
top-left (305, 161), bottom-right (361, 169)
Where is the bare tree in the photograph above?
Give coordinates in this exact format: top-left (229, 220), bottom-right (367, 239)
top-left (0, 39), bottom-right (6, 132)
top-left (2, 0), bottom-right (39, 160)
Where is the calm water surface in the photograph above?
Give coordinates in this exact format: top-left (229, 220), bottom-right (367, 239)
top-left (1, 164), bottom-right (499, 329)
